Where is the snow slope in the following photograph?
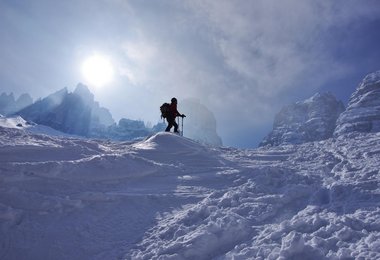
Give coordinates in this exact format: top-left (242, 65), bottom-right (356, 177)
top-left (0, 115), bottom-right (33, 128)
top-left (0, 115), bottom-right (81, 138)
top-left (0, 126), bottom-right (379, 259)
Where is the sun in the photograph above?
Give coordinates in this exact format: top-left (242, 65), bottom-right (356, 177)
top-left (81, 55), bottom-right (114, 87)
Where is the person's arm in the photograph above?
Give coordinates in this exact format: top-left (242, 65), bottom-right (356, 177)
top-left (173, 103), bottom-right (185, 117)
top-left (177, 111), bottom-right (185, 118)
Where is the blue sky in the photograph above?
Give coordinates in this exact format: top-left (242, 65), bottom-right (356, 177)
top-left (1, 0), bottom-right (380, 148)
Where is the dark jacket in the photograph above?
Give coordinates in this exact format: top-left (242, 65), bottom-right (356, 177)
top-left (168, 103), bottom-right (180, 118)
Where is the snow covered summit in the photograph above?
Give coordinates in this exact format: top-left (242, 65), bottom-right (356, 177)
top-left (260, 92), bottom-right (344, 146)
top-left (334, 70), bottom-right (380, 136)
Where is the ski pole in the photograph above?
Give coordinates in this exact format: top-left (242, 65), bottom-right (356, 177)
top-left (181, 116), bottom-right (184, 136)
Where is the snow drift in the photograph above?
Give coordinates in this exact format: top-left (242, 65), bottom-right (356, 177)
top-left (1, 118), bottom-right (379, 259)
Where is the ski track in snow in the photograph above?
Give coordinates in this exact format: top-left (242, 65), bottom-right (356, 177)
top-left (0, 127), bottom-right (379, 260)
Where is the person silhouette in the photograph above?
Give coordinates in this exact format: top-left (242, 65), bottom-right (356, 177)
top-left (165, 97), bottom-right (185, 133)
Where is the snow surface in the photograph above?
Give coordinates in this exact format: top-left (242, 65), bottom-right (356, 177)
top-left (0, 115), bottom-right (80, 138)
top-left (1, 120), bottom-right (380, 259)
top-left (0, 115), bottom-right (32, 129)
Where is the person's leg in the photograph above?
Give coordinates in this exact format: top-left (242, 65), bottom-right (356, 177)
top-left (173, 120), bottom-right (179, 133)
top-left (165, 117), bottom-right (174, 132)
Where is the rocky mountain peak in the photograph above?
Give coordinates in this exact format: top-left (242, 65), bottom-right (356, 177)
top-left (73, 83), bottom-right (94, 106)
top-left (334, 70), bottom-right (380, 136)
top-left (260, 92), bottom-right (344, 146)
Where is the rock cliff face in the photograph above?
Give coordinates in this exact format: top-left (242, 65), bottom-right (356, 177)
top-left (17, 87), bottom-right (91, 135)
top-left (17, 84), bottom-right (114, 136)
top-left (334, 70), bottom-right (380, 136)
top-left (260, 92), bottom-right (345, 146)
top-left (14, 84), bottom-right (157, 140)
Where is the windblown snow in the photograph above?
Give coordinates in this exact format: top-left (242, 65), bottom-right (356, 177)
top-left (1, 122), bottom-right (379, 259)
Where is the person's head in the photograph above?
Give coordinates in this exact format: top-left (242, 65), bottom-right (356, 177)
top-left (171, 97), bottom-right (177, 104)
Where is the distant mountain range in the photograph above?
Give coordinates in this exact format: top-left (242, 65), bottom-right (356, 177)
top-left (0, 92), bottom-right (33, 115)
top-left (261, 70), bottom-right (380, 146)
top-left (3, 69), bottom-right (379, 147)
top-left (0, 84), bottom-right (222, 145)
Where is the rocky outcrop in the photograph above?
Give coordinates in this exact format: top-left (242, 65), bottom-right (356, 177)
top-left (334, 70), bottom-right (380, 136)
top-left (17, 87), bottom-right (92, 135)
top-left (15, 84), bottom-right (155, 140)
top-left (17, 84), bottom-right (114, 136)
top-left (260, 92), bottom-right (345, 146)
top-left (8, 85), bottom-right (223, 144)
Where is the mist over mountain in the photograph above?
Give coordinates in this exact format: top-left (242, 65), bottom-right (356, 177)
top-left (6, 69), bottom-right (380, 147)
top-left (90, 118), bottom-right (155, 141)
top-left (17, 85), bottom-right (98, 136)
top-left (6, 84), bottom-right (222, 144)
top-left (181, 98), bottom-right (223, 146)
top-left (0, 92), bottom-right (33, 115)
top-left (13, 84), bottom-right (133, 137)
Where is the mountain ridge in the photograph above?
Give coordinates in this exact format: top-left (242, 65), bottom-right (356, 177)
top-left (260, 92), bottom-right (345, 146)
top-left (261, 69), bottom-right (380, 147)
top-left (0, 84), bottom-right (222, 145)
top-left (334, 70), bottom-right (380, 136)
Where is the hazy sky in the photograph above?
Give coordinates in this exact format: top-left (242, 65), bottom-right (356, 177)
top-left (1, 0), bottom-right (380, 147)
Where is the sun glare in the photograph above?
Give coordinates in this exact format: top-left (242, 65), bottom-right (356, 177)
top-left (81, 55), bottom-right (114, 87)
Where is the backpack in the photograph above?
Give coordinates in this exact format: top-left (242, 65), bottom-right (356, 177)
top-left (160, 103), bottom-right (170, 118)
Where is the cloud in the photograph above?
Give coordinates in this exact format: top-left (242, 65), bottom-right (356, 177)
top-left (116, 0), bottom-right (380, 126)
top-left (187, 1), bottom-right (344, 93)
